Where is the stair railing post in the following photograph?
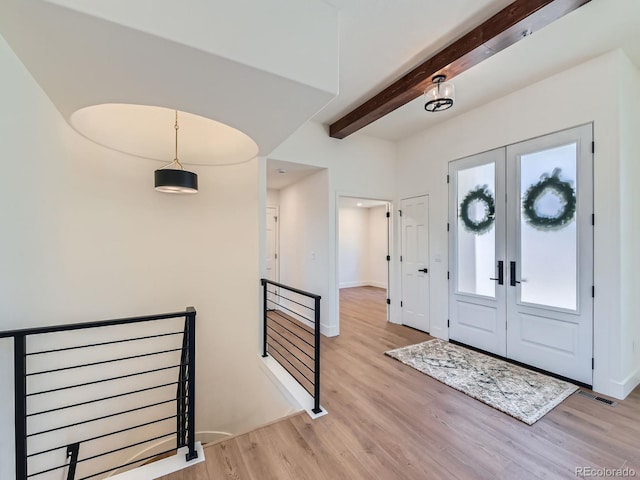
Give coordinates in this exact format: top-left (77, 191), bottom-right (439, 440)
top-left (185, 307), bottom-right (198, 461)
top-left (176, 318), bottom-right (188, 449)
top-left (65, 443), bottom-right (80, 480)
top-left (261, 279), bottom-right (268, 357)
top-left (14, 334), bottom-right (27, 480)
top-left (312, 297), bottom-right (322, 414)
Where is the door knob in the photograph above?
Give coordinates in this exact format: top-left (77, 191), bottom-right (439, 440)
top-left (418, 268), bottom-right (428, 273)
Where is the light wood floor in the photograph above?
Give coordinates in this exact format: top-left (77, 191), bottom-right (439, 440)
top-left (160, 286), bottom-right (640, 480)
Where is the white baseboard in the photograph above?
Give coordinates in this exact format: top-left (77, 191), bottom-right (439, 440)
top-left (339, 281), bottom-right (368, 288)
top-left (321, 322), bottom-right (339, 337)
top-left (605, 368), bottom-right (640, 400)
top-left (339, 281), bottom-right (387, 289)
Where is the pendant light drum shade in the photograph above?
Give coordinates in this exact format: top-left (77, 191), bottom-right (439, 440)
top-left (155, 168), bottom-right (198, 194)
top-left (424, 75), bottom-right (455, 112)
top-left (154, 110), bottom-right (199, 194)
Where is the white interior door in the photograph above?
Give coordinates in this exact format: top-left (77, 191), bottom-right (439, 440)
top-left (448, 125), bottom-right (593, 385)
top-left (266, 207), bottom-right (279, 305)
top-left (506, 124), bottom-right (593, 384)
top-left (401, 196), bottom-right (430, 332)
top-left (449, 149), bottom-right (507, 356)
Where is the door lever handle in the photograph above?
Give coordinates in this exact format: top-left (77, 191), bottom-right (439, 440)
top-left (418, 268), bottom-right (428, 273)
top-left (489, 261), bottom-right (504, 285)
top-left (509, 261), bottom-right (521, 286)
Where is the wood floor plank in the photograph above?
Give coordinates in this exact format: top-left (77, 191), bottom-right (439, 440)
top-left (162, 286), bottom-right (640, 480)
top-left (205, 441), bottom-right (253, 480)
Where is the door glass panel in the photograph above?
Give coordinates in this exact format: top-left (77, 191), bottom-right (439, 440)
top-left (519, 143), bottom-right (577, 310)
top-left (457, 163), bottom-right (496, 297)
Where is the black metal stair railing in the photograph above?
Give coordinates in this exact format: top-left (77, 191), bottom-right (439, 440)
top-left (0, 307), bottom-right (198, 480)
top-left (260, 279), bottom-right (322, 414)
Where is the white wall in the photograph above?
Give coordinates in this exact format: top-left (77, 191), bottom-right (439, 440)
top-left (269, 122), bottom-right (396, 335)
top-left (278, 169), bottom-right (330, 332)
top-left (396, 50), bottom-right (637, 399)
top-left (0, 34), bottom-right (297, 479)
top-left (338, 206), bottom-right (388, 289)
top-left (339, 207), bottom-right (368, 288)
top-left (266, 188), bottom-right (280, 207)
top-left (618, 55), bottom-right (640, 396)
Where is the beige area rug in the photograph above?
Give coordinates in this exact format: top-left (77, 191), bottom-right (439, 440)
top-left (385, 339), bottom-right (577, 425)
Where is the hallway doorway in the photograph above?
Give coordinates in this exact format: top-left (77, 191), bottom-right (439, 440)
top-left (337, 196), bottom-right (391, 324)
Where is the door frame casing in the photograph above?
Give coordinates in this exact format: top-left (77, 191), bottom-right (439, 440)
top-left (266, 205), bottom-right (280, 284)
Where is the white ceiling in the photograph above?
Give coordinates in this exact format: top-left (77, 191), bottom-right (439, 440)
top-left (0, 0), bottom-right (337, 157)
top-left (71, 104), bottom-right (258, 166)
top-left (270, 0), bottom-right (640, 188)
top-left (313, 0), bottom-right (514, 125)
top-left (356, 0), bottom-right (640, 141)
top-left (266, 160), bottom-right (323, 190)
top-left (2, 0), bottom-right (639, 160)
top-left (313, 0), bottom-right (640, 141)
top-left (339, 197), bottom-right (388, 209)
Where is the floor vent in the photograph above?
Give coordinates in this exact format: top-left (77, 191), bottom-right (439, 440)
top-left (576, 390), bottom-right (617, 406)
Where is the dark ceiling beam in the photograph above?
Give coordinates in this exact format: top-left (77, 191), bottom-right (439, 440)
top-left (329, 0), bottom-right (591, 139)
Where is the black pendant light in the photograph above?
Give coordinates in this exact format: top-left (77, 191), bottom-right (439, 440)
top-left (154, 111), bottom-right (198, 194)
top-left (424, 75), bottom-right (455, 112)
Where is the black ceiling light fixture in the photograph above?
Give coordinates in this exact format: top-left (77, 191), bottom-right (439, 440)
top-left (154, 111), bottom-right (198, 194)
top-left (424, 74), bottom-right (455, 112)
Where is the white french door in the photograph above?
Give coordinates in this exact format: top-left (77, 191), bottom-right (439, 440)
top-left (449, 149), bottom-right (507, 356)
top-left (505, 126), bottom-right (593, 384)
top-left (401, 195), bottom-right (430, 333)
top-left (449, 125), bottom-right (593, 384)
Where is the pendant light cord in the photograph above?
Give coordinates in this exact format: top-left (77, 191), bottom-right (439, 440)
top-left (159, 110), bottom-right (185, 171)
top-left (174, 110), bottom-right (183, 169)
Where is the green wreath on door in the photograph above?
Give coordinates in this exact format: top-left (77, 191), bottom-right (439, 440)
top-left (459, 185), bottom-right (495, 235)
top-left (522, 168), bottom-right (576, 231)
